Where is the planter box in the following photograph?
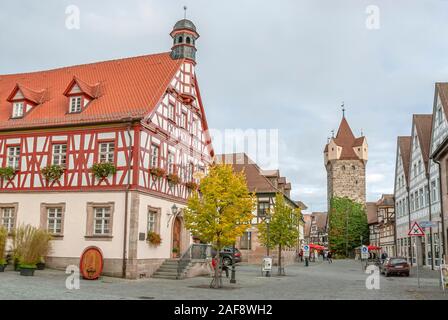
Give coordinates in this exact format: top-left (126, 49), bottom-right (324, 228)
top-left (20, 268), bottom-right (36, 276)
top-left (0, 265), bottom-right (6, 272)
top-left (36, 262), bottom-right (45, 270)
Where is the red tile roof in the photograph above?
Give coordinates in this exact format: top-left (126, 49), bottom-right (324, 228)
top-left (397, 136), bottom-right (412, 185)
top-left (0, 52), bottom-right (183, 130)
top-left (436, 83), bottom-right (448, 119)
top-left (7, 84), bottom-right (47, 105)
top-left (366, 202), bottom-right (378, 225)
top-left (326, 116), bottom-right (365, 160)
top-left (413, 114), bottom-right (433, 173)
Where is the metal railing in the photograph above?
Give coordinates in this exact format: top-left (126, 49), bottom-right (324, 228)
top-left (177, 244), bottom-right (212, 279)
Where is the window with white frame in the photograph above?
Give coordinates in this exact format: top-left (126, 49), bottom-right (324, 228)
top-left (47, 207), bottom-right (63, 234)
top-left (1, 207), bottom-right (15, 232)
top-left (148, 209), bottom-right (157, 233)
top-left (438, 105), bottom-right (443, 125)
top-left (167, 152), bottom-right (175, 174)
top-left (94, 207), bottom-right (111, 235)
top-left (12, 102), bottom-right (24, 118)
top-left (7, 146), bottom-right (20, 170)
top-left (52, 144), bottom-right (67, 166)
top-left (192, 117), bottom-right (198, 135)
top-left (168, 103), bottom-right (175, 121)
top-left (180, 112), bottom-right (187, 129)
top-left (150, 144), bottom-right (159, 168)
top-left (418, 160), bottom-right (422, 174)
top-left (99, 142), bottom-right (115, 163)
top-left (187, 162), bottom-right (194, 182)
top-left (69, 96), bottom-right (82, 113)
top-left (410, 194), bottom-right (414, 211)
top-left (432, 180), bottom-right (437, 202)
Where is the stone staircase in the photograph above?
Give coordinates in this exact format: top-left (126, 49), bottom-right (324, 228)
top-left (152, 259), bottom-right (192, 280)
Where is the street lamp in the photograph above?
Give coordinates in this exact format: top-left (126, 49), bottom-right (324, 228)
top-left (230, 221), bottom-right (241, 284)
top-left (230, 241), bottom-right (236, 284)
top-left (266, 214), bottom-right (271, 277)
top-left (167, 203), bottom-right (180, 227)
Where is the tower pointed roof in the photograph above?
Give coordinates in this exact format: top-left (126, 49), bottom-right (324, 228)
top-left (334, 116), bottom-right (356, 147)
top-left (330, 116), bottom-right (365, 160)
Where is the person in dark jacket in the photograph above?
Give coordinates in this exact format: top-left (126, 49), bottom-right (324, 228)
top-left (327, 251), bottom-right (333, 264)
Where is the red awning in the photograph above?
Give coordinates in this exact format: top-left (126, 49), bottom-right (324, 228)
top-left (309, 244), bottom-right (326, 250)
top-left (368, 245), bottom-right (381, 251)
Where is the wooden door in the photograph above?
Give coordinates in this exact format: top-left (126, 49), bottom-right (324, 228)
top-left (172, 217), bottom-right (181, 257)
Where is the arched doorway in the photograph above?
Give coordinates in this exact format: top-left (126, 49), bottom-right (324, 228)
top-left (172, 217), bottom-right (182, 258)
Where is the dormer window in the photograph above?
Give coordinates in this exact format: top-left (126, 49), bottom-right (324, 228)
top-left (70, 96), bottom-right (82, 113)
top-left (64, 76), bottom-right (100, 114)
top-left (12, 102), bottom-right (24, 118)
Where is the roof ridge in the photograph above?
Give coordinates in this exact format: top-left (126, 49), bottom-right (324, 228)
top-left (0, 52), bottom-right (174, 77)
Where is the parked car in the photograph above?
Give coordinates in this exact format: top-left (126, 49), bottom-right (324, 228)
top-left (380, 257), bottom-right (410, 277)
top-left (211, 247), bottom-right (242, 266)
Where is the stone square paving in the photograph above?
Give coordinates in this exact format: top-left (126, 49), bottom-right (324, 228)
top-left (0, 259), bottom-right (447, 300)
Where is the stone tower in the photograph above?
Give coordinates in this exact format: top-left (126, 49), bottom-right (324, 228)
top-left (170, 18), bottom-right (200, 62)
top-left (324, 115), bottom-right (368, 211)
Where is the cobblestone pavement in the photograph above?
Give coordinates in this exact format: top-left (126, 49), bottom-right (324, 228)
top-left (1, 259), bottom-right (447, 300)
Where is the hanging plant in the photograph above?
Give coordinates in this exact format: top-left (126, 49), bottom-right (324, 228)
top-left (0, 167), bottom-right (16, 180)
top-left (150, 167), bottom-right (166, 178)
top-left (184, 181), bottom-right (198, 190)
top-left (41, 165), bottom-right (65, 182)
top-left (147, 231), bottom-right (162, 246)
top-left (167, 173), bottom-right (181, 185)
top-left (91, 162), bottom-right (117, 179)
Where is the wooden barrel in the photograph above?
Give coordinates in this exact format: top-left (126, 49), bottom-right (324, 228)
top-left (79, 246), bottom-right (104, 280)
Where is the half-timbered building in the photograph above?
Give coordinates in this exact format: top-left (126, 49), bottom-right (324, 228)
top-left (216, 153), bottom-right (305, 264)
top-left (0, 18), bottom-right (214, 278)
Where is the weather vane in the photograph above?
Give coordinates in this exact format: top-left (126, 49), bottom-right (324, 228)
top-left (341, 101), bottom-right (345, 117)
top-left (183, 5), bottom-right (187, 19)
top-left (331, 130), bottom-right (335, 138)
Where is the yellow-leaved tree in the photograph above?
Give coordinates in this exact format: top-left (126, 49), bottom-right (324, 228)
top-left (184, 164), bottom-right (255, 288)
top-left (258, 193), bottom-right (302, 275)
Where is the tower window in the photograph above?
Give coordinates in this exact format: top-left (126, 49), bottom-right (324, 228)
top-left (186, 37), bottom-right (191, 44)
top-left (352, 165), bottom-right (356, 170)
top-left (178, 36), bottom-right (183, 44)
top-left (342, 165), bottom-right (346, 171)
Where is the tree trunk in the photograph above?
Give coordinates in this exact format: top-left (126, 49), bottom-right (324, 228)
top-left (210, 243), bottom-right (222, 289)
top-left (278, 244), bottom-right (282, 276)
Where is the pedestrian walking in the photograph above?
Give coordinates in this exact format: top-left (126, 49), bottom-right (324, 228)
top-left (327, 251), bottom-right (333, 264)
top-left (298, 249), bottom-right (303, 262)
top-left (323, 250), bottom-right (328, 261)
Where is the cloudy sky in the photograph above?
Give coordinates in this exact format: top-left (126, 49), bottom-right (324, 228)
top-left (1, 0), bottom-right (448, 212)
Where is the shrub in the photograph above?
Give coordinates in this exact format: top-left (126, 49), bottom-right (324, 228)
top-left (167, 173), bottom-right (181, 185)
top-left (147, 231), bottom-right (162, 246)
top-left (0, 226), bottom-right (7, 265)
top-left (0, 167), bottom-right (16, 180)
top-left (41, 165), bottom-right (65, 182)
top-left (91, 162), bottom-right (117, 179)
top-left (150, 167), bottom-right (166, 178)
top-left (12, 225), bottom-right (52, 268)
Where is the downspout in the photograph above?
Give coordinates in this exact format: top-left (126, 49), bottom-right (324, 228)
top-left (427, 172), bottom-right (434, 270)
top-left (434, 159), bottom-right (446, 263)
top-left (407, 186), bottom-right (413, 266)
top-left (122, 122), bottom-right (134, 278)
